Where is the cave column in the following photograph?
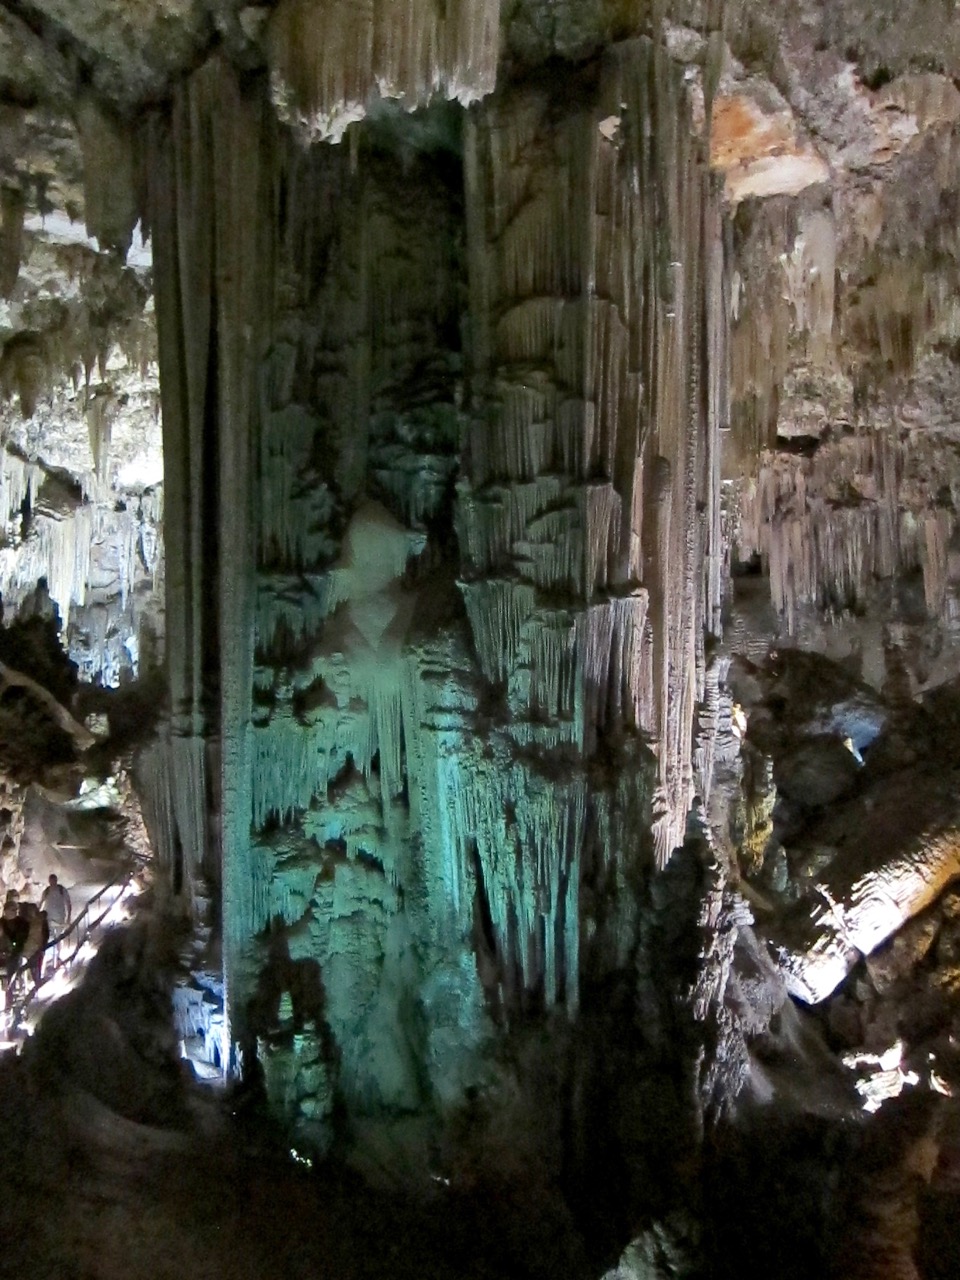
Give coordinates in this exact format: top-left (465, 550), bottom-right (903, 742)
top-left (461, 38), bottom-right (726, 867)
top-left (145, 59), bottom-right (274, 1068)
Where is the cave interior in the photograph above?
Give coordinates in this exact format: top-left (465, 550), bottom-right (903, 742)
top-left (0, 2), bottom-right (959, 1278)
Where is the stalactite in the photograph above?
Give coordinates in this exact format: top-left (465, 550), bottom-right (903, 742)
top-left (76, 92), bottom-right (138, 255)
top-left (252, 709), bottom-right (324, 830)
top-left (0, 334), bottom-right (48, 419)
top-left (0, 505), bottom-right (91, 628)
top-left (0, 185), bottom-right (25, 299)
top-left (841, 121), bottom-right (960, 378)
top-left (137, 728), bottom-right (210, 906)
top-left (85, 386), bottom-right (113, 485)
top-left (256, 574), bottom-right (331, 651)
top-left (727, 198), bottom-right (837, 464)
top-left (738, 428), bottom-right (960, 630)
top-left (0, 449), bottom-right (38, 526)
top-left (456, 476), bottom-right (568, 573)
top-left (460, 578), bottom-right (536, 685)
top-left (260, 406), bottom-right (334, 569)
top-left (266, 0), bottom-right (500, 142)
top-left (464, 37), bottom-right (725, 868)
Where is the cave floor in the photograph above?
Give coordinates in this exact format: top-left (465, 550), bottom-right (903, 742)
top-left (0, 1079), bottom-right (587, 1280)
top-left (0, 920), bottom-right (590, 1280)
top-left (5, 914), bottom-right (960, 1280)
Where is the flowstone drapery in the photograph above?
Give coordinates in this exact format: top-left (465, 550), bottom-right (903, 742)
top-left (463, 38), bottom-right (726, 866)
top-left (141, 37), bottom-right (728, 1153)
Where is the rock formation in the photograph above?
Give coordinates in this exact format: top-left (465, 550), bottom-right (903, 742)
top-left (0, 2), bottom-right (959, 1278)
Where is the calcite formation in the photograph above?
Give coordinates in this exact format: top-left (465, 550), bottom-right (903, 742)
top-left (770, 763), bottom-right (960, 1004)
top-left (5, 3), bottom-right (960, 1274)
top-left (738, 428), bottom-right (960, 634)
top-left (129, 23), bottom-right (736, 1147)
top-left (463, 39), bottom-right (726, 867)
top-left (267, 0), bottom-right (501, 140)
top-left (0, 99), bottom-right (159, 675)
top-left (52, 1), bottom-right (960, 1191)
top-left (725, 39), bottom-right (960, 630)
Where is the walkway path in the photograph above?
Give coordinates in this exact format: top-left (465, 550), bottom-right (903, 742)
top-left (0, 871), bottom-right (142, 1049)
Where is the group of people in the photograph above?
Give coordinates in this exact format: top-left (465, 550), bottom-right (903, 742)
top-left (0, 874), bottom-right (72, 990)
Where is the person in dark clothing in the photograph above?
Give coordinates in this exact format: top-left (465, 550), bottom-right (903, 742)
top-left (21, 903), bottom-right (48, 987)
top-left (1, 900), bottom-right (29, 985)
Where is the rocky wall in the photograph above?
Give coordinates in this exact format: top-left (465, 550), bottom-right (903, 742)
top-left (717, 27), bottom-right (960, 654)
top-left (0, 117), bottom-right (163, 687)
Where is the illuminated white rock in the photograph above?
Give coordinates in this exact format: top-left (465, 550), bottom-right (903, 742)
top-left (769, 768), bottom-right (960, 1003)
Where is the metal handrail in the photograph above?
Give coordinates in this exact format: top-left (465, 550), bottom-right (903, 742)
top-left (3, 869), bottom-right (136, 1028)
top-left (44, 871), bottom-right (130, 966)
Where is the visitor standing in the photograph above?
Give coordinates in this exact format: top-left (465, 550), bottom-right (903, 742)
top-left (40, 874), bottom-right (71, 962)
